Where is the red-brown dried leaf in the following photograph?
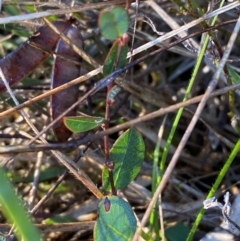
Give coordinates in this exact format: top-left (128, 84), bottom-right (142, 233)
top-left (51, 23), bottom-right (83, 142)
top-left (0, 21), bottom-right (72, 92)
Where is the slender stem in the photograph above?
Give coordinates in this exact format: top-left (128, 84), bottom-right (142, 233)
top-left (103, 85), bottom-right (117, 195)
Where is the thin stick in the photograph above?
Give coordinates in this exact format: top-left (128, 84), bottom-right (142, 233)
top-left (0, 221), bottom-right (95, 234)
top-left (0, 67), bottom-right (101, 118)
top-left (0, 0), bottom-right (127, 24)
top-left (128, 1), bottom-right (240, 57)
top-left (1, 82), bottom-right (240, 154)
top-left (28, 151), bottom-right (44, 210)
top-left (43, 18), bottom-right (100, 68)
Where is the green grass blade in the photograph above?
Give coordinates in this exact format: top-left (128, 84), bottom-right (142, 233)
top-left (0, 167), bottom-right (42, 241)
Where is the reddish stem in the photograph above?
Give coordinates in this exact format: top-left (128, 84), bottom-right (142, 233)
top-left (104, 83), bottom-right (117, 195)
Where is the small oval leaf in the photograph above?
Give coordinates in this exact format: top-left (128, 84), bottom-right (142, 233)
top-left (103, 128), bottom-right (145, 190)
top-left (99, 7), bottom-right (129, 40)
top-left (94, 196), bottom-right (136, 241)
top-left (64, 116), bottom-right (104, 133)
top-left (103, 40), bottom-right (119, 76)
top-left (103, 40), bottom-right (128, 76)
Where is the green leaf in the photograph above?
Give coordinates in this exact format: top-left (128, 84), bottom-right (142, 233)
top-left (103, 41), bottom-right (119, 76)
top-left (4, 5), bottom-right (20, 15)
top-left (64, 116), bottom-right (104, 133)
top-left (24, 5), bottom-right (35, 12)
top-left (0, 167), bottom-right (42, 241)
top-left (94, 196), bottom-right (136, 241)
top-left (227, 65), bottom-right (240, 84)
top-left (118, 44), bottom-right (128, 68)
top-left (103, 128), bottom-right (145, 190)
top-left (103, 41), bottom-right (128, 76)
top-left (0, 235), bottom-right (7, 241)
top-left (165, 222), bottom-right (190, 241)
top-left (99, 7), bottom-right (129, 40)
